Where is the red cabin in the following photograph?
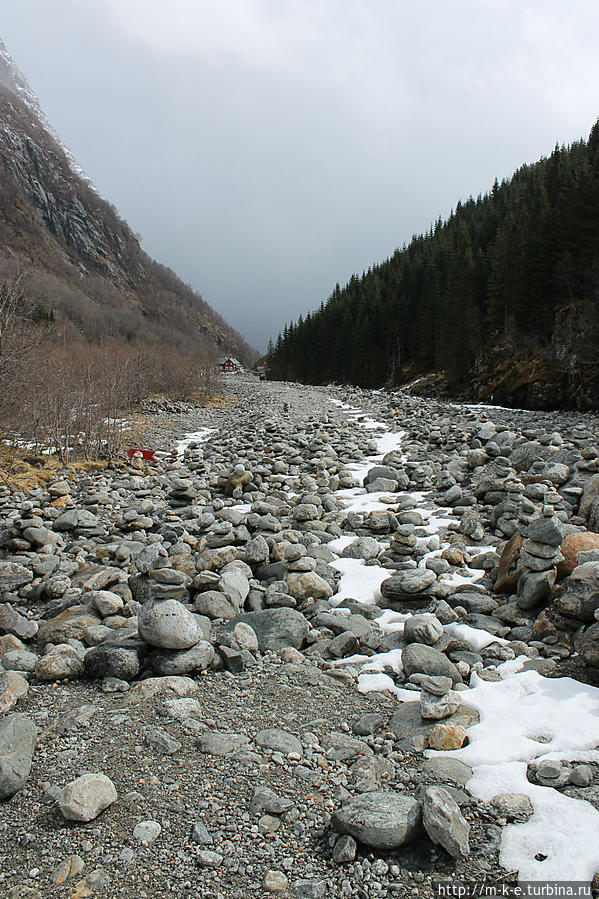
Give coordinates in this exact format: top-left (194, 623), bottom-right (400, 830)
top-left (217, 356), bottom-right (241, 373)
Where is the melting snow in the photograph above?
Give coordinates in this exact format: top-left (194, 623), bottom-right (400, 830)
top-left (329, 558), bottom-right (387, 607)
top-left (336, 487), bottom-right (397, 515)
top-left (330, 397), bottom-right (599, 883)
top-left (358, 672), bottom-right (420, 701)
top-left (443, 621), bottom-right (507, 650)
top-left (432, 664), bottom-right (599, 880)
top-left (361, 647), bottom-right (403, 674)
top-left (326, 535), bottom-right (356, 554)
top-left (176, 427), bottom-right (217, 456)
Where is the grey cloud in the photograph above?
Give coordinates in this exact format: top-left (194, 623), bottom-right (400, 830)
top-left (3, 0), bottom-right (599, 349)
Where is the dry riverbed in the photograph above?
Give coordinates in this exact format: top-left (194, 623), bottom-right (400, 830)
top-left (1, 376), bottom-right (599, 897)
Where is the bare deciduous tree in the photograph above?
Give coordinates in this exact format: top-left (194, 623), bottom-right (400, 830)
top-left (0, 274), bottom-right (39, 424)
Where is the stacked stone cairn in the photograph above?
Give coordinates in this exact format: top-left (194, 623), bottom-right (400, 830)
top-left (516, 512), bottom-right (564, 612)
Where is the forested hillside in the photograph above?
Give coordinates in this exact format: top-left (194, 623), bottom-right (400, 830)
top-left (267, 123), bottom-right (599, 409)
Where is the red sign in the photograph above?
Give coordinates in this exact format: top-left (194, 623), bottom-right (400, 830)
top-left (126, 448), bottom-right (156, 461)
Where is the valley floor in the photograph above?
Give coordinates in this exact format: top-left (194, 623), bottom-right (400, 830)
top-left (1, 375), bottom-right (599, 898)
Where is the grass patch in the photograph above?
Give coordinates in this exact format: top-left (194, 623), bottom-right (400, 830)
top-left (203, 393), bottom-right (233, 407)
top-left (0, 445), bottom-right (124, 493)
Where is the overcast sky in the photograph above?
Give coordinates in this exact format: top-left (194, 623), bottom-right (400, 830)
top-left (3, 1), bottom-right (599, 351)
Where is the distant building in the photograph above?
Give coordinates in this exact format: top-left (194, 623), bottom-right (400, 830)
top-left (217, 356), bottom-right (242, 373)
top-left (252, 358), bottom-right (268, 380)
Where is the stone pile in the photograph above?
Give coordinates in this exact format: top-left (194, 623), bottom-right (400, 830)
top-left (1, 376), bottom-right (599, 895)
top-left (418, 675), bottom-right (462, 721)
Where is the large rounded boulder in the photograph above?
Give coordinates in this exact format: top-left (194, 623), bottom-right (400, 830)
top-left (138, 600), bottom-right (202, 650)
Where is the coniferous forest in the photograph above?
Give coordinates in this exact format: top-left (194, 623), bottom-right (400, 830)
top-left (266, 123), bottom-right (599, 409)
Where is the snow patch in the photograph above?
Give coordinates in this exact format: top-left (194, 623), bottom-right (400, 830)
top-left (358, 672), bottom-right (420, 701)
top-left (431, 665), bottom-right (599, 880)
top-left (327, 535), bottom-right (357, 555)
top-left (176, 428), bottom-right (217, 456)
top-left (443, 621), bottom-right (507, 650)
top-left (330, 558), bottom-right (386, 607)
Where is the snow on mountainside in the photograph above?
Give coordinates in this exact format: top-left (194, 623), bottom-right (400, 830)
top-left (0, 38), bottom-right (94, 189)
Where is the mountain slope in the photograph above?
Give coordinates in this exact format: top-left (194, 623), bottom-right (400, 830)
top-left (267, 124), bottom-right (599, 410)
top-left (0, 38), bottom-right (93, 187)
top-left (0, 38), bottom-right (254, 363)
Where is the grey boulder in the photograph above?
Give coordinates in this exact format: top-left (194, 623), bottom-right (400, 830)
top-left (149, 640), bottom-right (215, 675)
top-left (0, 713), bottom-right (37, 800)
top-left (401, 643), bottom-right (462, 684)
top-left (58, 773), bottom-right (117, 821)
top-left (138, 600), bottom-right (202, 650)
top-left (421, 785), bottom-right (470, 858)
top-left (224, 608), bottom-right (310, 651)
top-left (331, 790), bottom-right (422, 850)
top-left (404, 613), bottom-right (443, 645)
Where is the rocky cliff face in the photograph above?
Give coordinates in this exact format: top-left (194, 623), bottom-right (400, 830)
top-left (466, 304), bottom-right (599, 412)
top-left (550, 301), bottom-right (599, 406)
top-left (0, 38), bottom-right (93, 187)
top-left (0, 84), bottom-right (134, 281)
top-left (0, 39), bottom-right (253, 362)
top-left (400, 326), bottom-right (599, 412)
